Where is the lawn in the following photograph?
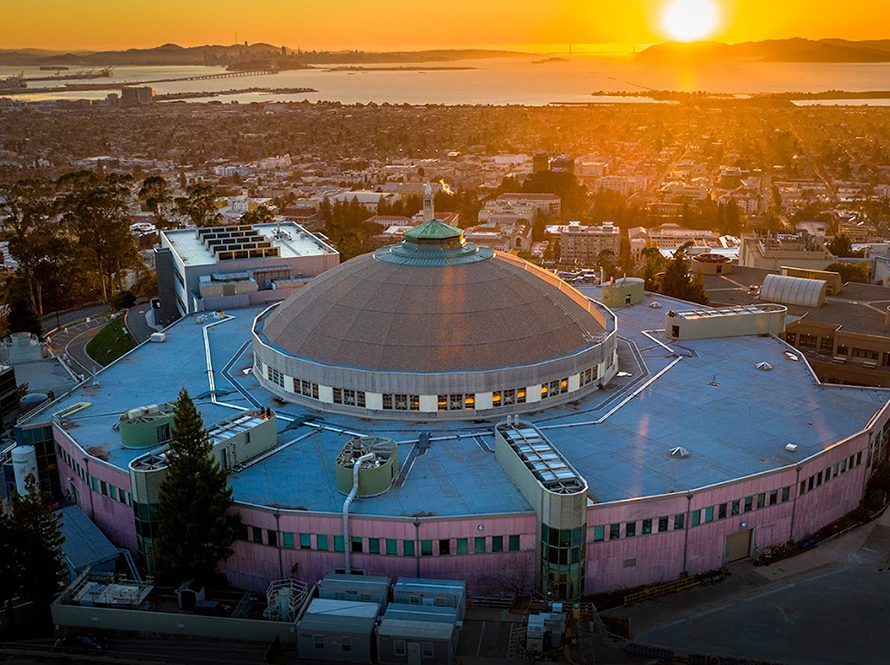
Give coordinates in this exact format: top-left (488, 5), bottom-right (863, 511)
top-left (86, 315), bottom-right (137, 366)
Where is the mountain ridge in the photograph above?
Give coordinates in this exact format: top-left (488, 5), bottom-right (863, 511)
top-left (0, 43), bottom-right (527, 67)
top-left (637, 38), bottom-right (890, 63)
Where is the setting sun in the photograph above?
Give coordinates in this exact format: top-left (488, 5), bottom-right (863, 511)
top-left (661, 0), bottom-right (720, 42)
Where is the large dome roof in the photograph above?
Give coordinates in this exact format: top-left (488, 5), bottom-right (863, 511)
top-left (262, 220), bottom-right (606, 373)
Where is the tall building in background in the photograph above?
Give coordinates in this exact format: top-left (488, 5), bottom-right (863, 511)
top-left (560, 221), bottom-right (621, 265)
top-left (120, 86), bottom-right (156, 106)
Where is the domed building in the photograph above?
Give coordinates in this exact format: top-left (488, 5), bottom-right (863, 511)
top-left (252, 219), bottom-right (618, 419)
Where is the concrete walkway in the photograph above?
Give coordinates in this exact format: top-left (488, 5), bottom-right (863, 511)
top-left (606, 507), bottom-right (890, 664)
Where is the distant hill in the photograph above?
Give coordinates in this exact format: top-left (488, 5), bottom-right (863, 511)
top-left (0, 43), bottom-right (526, 67)
top-left (637, 38), bottom-right (890, 63)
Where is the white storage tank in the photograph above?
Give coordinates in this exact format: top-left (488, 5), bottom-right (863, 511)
top-left (12, 445), bottom-right (39, 495)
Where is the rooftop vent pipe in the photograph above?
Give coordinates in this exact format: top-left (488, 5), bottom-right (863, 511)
top-left (342, 452), bottom-right (374, 574)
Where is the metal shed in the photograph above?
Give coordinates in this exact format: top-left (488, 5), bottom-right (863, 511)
top-left (297, 598), bottom-right (379, 663)
top-left (760, 274), bottom-right (827, 307)
top-left (392, 579), bottom-right (466, 620)
top-left (317, 573), bottom-right (391, 606)
top-left (377, 618), bottom-right (458, 665)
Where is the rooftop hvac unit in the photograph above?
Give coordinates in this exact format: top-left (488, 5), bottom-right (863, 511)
top-left (670, 446), bottom-right (690, 458)
top-left (649, 301), bottom-right (662, 309)
top-left (150, 332), bottom-right (166, 343)
top-left (785, 444), bottom-right (798, 453)
top-left (756, 362), bottom-right (773, 371)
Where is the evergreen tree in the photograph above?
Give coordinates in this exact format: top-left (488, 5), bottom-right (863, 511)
top-left (659, 243), bottom-right (709, 305)
top-left (157, 388), bottom-right (241, 581)
top-left (240, 204), bottom-right (275, 225)
top-left (138, 176), bottom-right (173, 226)
top-left (6, 274), bottom-right (42, 338)
top-left (827, 234), bottom-right (855, 257)
top-left (7, 474), bottom-right (67, 605)
top-left (640, 247), bottom-right (667, 291)
top-left (174, 183), bottom-right (222, 228)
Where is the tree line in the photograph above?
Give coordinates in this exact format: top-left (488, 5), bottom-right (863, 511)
top-left (0, 174), bottom-right (235, 337)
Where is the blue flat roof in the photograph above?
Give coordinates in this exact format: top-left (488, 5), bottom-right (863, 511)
top-left (57, 504), bottom-right (119, 573)
top-left (27, 290), bottom-right (888, 514)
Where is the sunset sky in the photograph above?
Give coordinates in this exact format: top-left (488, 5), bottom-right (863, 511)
top-left (3, 0), bottom-right (888, 51)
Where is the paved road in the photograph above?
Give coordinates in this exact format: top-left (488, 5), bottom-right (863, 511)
top-left (46, 314), bottom-right (118, 377)
top-left (611, 508), bottom-right (890, 665)
top-left (41, 303), bottom-right (109, 335)
top-left (124, 302), bottom-right (156, 344)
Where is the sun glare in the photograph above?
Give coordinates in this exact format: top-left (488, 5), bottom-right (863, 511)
top-left (661, 0), bottom-right (720, 42)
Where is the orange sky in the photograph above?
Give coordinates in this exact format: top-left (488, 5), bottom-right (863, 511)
top-left (3, 0), bottom-right (888, 51)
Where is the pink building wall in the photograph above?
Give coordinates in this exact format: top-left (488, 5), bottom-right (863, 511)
top-left (223, 510), bottom-right (537, 594)
top-left (584, 423), bottom-right (882, 594)
top-left (52, 403), bottom-right (889, 598)
top-left (55, 428), bottom-right (137, 552)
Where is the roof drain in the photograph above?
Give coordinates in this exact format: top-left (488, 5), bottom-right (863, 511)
top-left (343, 452), bottom-right (374, 574)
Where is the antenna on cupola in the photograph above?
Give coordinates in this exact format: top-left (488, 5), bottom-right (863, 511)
top-left (423, 181), bottom-right (434, 223)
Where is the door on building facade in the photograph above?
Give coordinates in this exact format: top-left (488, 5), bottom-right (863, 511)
top-left (724, 528), bottom-right (753, 563)
top-left (408, 642), bottom-right (422, 665)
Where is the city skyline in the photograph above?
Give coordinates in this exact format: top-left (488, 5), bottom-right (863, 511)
top-left (3, 0), bottom-right (890, 51)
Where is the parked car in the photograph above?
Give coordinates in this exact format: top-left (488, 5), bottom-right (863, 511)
top-left (54, 633), bottom-right (108, 652)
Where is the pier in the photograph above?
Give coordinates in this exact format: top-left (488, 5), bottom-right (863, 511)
top-left (0, 69), bottom-right (280, 97)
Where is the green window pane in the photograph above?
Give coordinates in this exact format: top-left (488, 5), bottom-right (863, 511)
top-left (300, 533), bottom-right (311, 549)
top-left (369, 538), bottom-right (380, 554)
top-left (744, 497), bottom-right (753, 512)
top-left (593, 526), bottom-right (605, 542)
top-left (252, 527), bottom-right (264, 544)
top-left (757, 493), bottom-right (766, 509)
top-left (474, 536), bottom-right (486, 553)
top-left (100, 481), bottom-right (108, 496)
top-left (704, 507), bottom-right (714, 523)
top-left (282, 532), bottom-right (294, 549)
top-left (317, 534), bottom-right (329, 551)
top-left (386, 538), bottom-right (398, 555)
top-left (91, 477), bottom-right (98, 492)
top-left (508, 535), bottom-right (520, 551)
top-left (642, 519), bottom-right (652, 534)
top-left (421, 540), bottom-right (433, 556)
top-left (674, 514), bottom-right (685, 530)
top-left (691, 510), bottom-right (701, 526)
top-left (334, 536), bottom-right (344, 552)
top-left (403, 540), bottom-right (415, 557)
top-left (457, 538), bottom-right (468, 555)
top-left (492, 536), bottom-right (503, 552)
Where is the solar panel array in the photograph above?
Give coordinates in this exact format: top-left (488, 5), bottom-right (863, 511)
top-left (499, 424), bottom-right (586, 494)
top-left (198, 225), bottom-right (280, 261)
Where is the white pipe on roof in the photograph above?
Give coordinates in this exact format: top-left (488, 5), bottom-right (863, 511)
top-left (343, 452), bottom-right (374, 574)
